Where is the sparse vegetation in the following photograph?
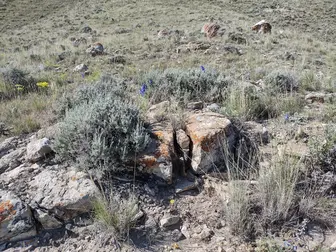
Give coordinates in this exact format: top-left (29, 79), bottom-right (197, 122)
top-left (93, 191), bottom-right (139, 240)
top-left (1, 0), bottom-right (336, 250)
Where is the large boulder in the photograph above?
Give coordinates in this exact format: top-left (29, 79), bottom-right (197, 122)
top-left (185, 112), bottom-right (236, 173)
top-left (28, 167), bottom-right (100, 222)
top-left (0, 190), bottom-right (36, 242)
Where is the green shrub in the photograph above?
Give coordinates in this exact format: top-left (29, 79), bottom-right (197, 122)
top-left (138, 68), bottom-right (231, 105)
top-left (264, 70), bottom-right (298, 93)
top-left (308, 125), bottom-right (336, 172)
top-left (54, 82), bottom-right (149, 172)
top-left (55, 75), bottom-right (130, 117)
top-left (0, 67), bottom-right (37, 99)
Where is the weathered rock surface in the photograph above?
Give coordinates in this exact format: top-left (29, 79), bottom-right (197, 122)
top-left (0, 147), bottom-right (25, 174)
top-left (185, 112), bottom-right (235, 173)
top-left (26, 137), bottom-right (53, 162)
top-left (160, 214), bottom-right (180, 228)
top-left (0, 190), bottom-right (36, 242)
top-left (28, 168), bottom-right (100, 221)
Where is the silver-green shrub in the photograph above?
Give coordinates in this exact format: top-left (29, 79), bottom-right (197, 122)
top-left (54, 76), bottom-right (149, 172)
top-left (138, 68), bottom-right (231, 104)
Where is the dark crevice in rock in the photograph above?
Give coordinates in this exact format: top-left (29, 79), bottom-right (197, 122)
top-left (171, 128), bottom-right (198, 181)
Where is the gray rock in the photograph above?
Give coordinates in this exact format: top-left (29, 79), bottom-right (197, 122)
top-left (160, 214), bottom-right (180, 228)
top-left (0, 147), bottom-right (25, 174)
top-left (0, 190), bottom-right (36, 242)
top-left (206, 103), bottom-right (220, 112)
top-left (28, 168), bottom-right (99, 221)
top-left (0, 137), bottom-right (17, 158)
top-left (181, 224), bottom-right (191, 239)
top-left (26, 137), bottom-right (53, 162)
top-left (81, 26), bottom-right (92, 33)
top-left (171, 229), bottom-right (184, 242)
top-left (73, 64), bottom-right (88, 73)
top-left (331, 240), bottom-right (336, 250)
top-left (34, 209), bottom-right (63, 230)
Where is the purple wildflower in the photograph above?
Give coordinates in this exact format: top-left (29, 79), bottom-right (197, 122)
top-left (81, 72), bottom-right (85, 78)
top-left (140, 83), bottom-right (147, 96)
top-left (149, 79), bottom-right (153, 85)
top-left (200, 66), bottom-right (205, 72)
top-left (284, 113), bottom-right (289, 122)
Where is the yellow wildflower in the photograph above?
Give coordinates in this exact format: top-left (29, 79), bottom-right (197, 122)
top-left (36, 81), bottom-right (49, 88)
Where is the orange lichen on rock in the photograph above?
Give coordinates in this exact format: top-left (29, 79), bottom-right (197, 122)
top-left (139, 156), bottom-right (158, 167)
top-left (0, 200), bottom-right (16, 222)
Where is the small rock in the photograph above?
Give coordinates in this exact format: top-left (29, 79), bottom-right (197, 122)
top-left (160, 215), bottom-right (180, 228)
top-left (81, 26), bottom-right (92, 33)
top-left (108, 55), bottom-right (126, 64)
top-left (171, 229), bottom-right (184, 242)
top-left (206, 103), bottom-right (220, 112)
top-left (181, 224), bottom-right (190, 239)
top-left (34, 209), bottom-right (63, 230)
top-left (73, 64), bottom-right (88, 72)
top-left (187, 101), bottom-right (204, 110)
top-left (86, 42), bottom-right (104, 56)
top-left (330, 240), bottom-right (336, 250)
top-left (26, 138), bottom-right (53, 162)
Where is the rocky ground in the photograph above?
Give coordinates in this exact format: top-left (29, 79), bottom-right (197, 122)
top-left (1, 0), bottom-right (336, 251)
top-left (1, 99), bottom-right (336, 251)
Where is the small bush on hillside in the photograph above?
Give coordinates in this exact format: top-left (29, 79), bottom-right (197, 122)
top-left (264, 70), bottom-right (298, 93)
top-left (138, 68), bottom-right (231, 105)
top-left (54, 86), bottom-right (149, 172)
top-left (308, 125), bottom-right (336, 172)
top-left (299, 71), bottom-right (322, 91)
top-left (0, 67), bottom-right (37, 98)
top-left (55, 75), bottom-right (129, 117)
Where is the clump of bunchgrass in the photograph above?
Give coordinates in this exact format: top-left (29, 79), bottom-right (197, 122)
top-left (93, 191), bottom-right (139, 240)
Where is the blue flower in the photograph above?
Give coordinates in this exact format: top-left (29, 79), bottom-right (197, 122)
top-left (81, 72), bottom-right (85, 78)
top-left (284, 113), bottom-right (289, 121)
top-left (200, 66), bottom-right (205, 72)
top-left (149, 79), bottom-right (153, 85)
top-left (140, 83), bottom-right (147, 96)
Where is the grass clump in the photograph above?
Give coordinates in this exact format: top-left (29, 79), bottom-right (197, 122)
top-left (257, 155), bottom-right (301, 230)
top-left (222, 84), bottom-right (304, 120)
top-left (54, 76), bottom-right (149, 172)
top-left (138, 68), bottom-right (231, 105)
top-left (93, 192), bottom-right (139, 240)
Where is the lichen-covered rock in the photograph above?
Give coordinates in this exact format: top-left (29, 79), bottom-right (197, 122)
top-left (185, 112), bottom-right (235, 173)
top-left (138, 122), bottom-right (174, 183)
top-left (0, 190), bottom-right (36, 242)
